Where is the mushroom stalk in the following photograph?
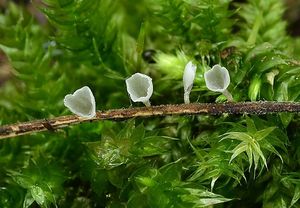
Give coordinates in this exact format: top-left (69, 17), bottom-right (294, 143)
top-left (222, 89), bottom-right (233, 102)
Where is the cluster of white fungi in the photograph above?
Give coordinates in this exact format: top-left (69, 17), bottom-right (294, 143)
top-left (64, 63), bottom-right (233, 118)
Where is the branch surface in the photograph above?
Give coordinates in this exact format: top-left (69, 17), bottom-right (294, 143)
top-left (1, 101), bottom-right (300, 139)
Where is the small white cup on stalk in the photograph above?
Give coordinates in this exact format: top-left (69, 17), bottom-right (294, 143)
top-left (64, 86), bottom-right (96, 118)
top-left (183, 61), bottom-right (197, 104)
top-left (204, 64), bottom-right (233, 102)
top-left (126, 73), bottom-right (153, 107)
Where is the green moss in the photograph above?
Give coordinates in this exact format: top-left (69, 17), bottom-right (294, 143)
top-left (0, 0), bottom-right (300, 207)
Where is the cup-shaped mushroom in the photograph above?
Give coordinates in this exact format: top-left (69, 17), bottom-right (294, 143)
top-left (183, 61), bottom-right (197, 104)
top-left (64, 86), bottom-right (96, 118)
top-left (204, 65), bottom-right (230, 92)
top-left (126, 73), bottom-right (153, 106)
top-left (204, 64), bottom-right (233, 102)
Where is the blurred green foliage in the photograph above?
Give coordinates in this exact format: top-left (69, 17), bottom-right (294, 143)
top-left (0, 0), bottom-right (300, 207)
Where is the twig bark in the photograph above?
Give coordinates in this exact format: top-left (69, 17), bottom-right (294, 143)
top-left (1, 101), bottom-right (300, 139)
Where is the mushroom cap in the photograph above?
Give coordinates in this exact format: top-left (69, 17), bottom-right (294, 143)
top-left (126, 73), bottom-right (153, 103)
top-left (64, 86), bottom-right (96, 118)
top-left (204, 64), bottom-right (230, 93)
top-left (183, 61), bottom-right (197, 92)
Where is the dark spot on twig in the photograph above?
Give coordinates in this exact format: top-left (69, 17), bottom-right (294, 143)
top-left (0, 126), bottom-right (12, 135)
top-left (42, 119), bottom-right (55, 132)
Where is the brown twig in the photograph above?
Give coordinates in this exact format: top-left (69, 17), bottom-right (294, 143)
top-left (1, 101), bottom-right (300, 139)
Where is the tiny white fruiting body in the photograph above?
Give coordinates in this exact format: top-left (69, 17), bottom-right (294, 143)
top-left (204, 64), bottom-right (233, 102)
top-left (183, 61), bottom-right (197, 104)
top-left (64, 86), bottom-right (96, 118)
top-left (204, 64), bottom-right (230, 92)
top-left (126, 73), bottom-right (153, 106)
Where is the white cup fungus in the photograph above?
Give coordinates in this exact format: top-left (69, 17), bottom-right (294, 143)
top-left (183, 61), bottom-right (197, 104)
top-left (64, 86), bottom-right (96, 118)
top-left (204, 64), bottom-right (233, 102)
top-left (125, 73), bottom-right (153, 107)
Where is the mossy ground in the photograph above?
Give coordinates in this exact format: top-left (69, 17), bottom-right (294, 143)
top-left (0, 0), bottom-right (300, 207)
